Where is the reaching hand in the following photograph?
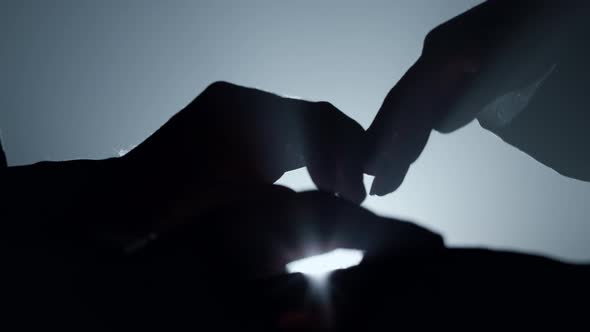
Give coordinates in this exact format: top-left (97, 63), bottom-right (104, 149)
top-left (365, 0), bottom-right (567, 196)
top-left (125, 81), bottom-right (367, 204)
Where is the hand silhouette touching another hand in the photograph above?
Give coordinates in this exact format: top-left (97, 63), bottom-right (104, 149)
top-left (365, 1), bottom-right (578, 196)
top-left (3, 82), bottom-right (443, 272)
top-left (124, 81), bottom-right (367, 204)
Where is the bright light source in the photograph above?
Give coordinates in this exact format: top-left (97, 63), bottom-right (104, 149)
top-left (285, 249), bottom-right (364, 278)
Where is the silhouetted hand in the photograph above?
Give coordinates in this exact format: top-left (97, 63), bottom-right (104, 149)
top-left (2, 81), bottom-right (442, 275)
top-left (125, 81), bottom-right (367, 204)
top-left (134, 184), bottom-right (444, 279)
top-left (4, 82), bottom-right (370, 250)
top-left (365, 0), bottom-right (571, 195)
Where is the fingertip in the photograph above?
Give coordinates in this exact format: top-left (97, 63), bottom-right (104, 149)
top-left (339, 179), bottom-right (366, 205)
top-left (369, 169), bottom-right (406, 197)
top-left (308, 155), bottom-right (366, 204)
top-left (307, 161), bottom-right (337, 196)
top-left (333, 161), bottom-right (367, 205)
top-left (369, 179), bottom-right (391, 197)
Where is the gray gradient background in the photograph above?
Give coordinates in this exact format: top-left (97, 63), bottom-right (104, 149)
top-left (1, 0), bottom-right (588, 262)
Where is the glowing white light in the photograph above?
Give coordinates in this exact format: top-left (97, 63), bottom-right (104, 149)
top-left (286, 249), bottom-right (364, 278)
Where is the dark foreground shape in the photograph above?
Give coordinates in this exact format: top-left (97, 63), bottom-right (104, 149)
top-left (2, 179), bottom-right (588, 331)
top-left (2, 157), bottom-right (587, 330)
top-left (51, 246), bottom-right (590, 331)
top-left (2, 101), bottom-right (589, 330)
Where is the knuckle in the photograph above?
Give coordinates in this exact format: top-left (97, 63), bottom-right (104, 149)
top-left (313, 101), bottom-right (343, 121)
top-left (423, 26), bottom-right (441, 45)
top-left (203, 80), bottom-right (235, 94)
top-left (422, 24), bottom-right (449, 56)
top-left (196, 81), bottom-right (240, 107)
top-left (314, 101), bottom-right (339, 114)
top-left (315, 100), bottom-right (334, 108)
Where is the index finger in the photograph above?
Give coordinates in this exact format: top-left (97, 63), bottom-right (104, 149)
top-left (365, 58), bottom-right (437, 196)
top-left (366, 53), bottom-right (480, 196)
top-left (304, 102), bottom-right (367, 204)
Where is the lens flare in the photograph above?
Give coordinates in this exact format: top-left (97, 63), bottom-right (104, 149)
top-left (285, 249), bottom-right (364, 278)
